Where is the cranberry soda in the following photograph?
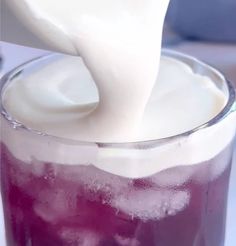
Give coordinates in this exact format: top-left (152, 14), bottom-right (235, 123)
top-left (1, 141), bottom-right (234, 246)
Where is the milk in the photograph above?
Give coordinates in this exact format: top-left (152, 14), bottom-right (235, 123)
top-left (6, 0), bottom-right (170, 141)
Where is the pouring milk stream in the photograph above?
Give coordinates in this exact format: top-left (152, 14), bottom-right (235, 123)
top-left (5, 0), bottom-right (170, 141)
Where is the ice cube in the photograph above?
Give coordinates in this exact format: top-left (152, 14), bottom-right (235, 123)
top-left (34, 188), bottom-right (77, 223)
top-left (149, 166), bottom-right (195, 187)
top-left (114, 234), bottom-right (140, 246)
top-left (60, 165), bottom-right (132, 202)
top-left (10, 161), bottom-right (31, 188)
top-left (59, 228), bottom-right (101, 246)
top-left (30, 158), bottom-right (46, 177)
top-left (112, 188), bottom-right (190, 221)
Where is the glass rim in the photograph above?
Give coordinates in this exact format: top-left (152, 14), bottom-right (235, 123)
top-left (1, 49), bottom-right (235, 148)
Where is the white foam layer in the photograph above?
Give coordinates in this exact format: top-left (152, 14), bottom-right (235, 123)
top-left (2, 56), bottom-right (228, 141)
top-left (1, 110), bottom-right (236, 178)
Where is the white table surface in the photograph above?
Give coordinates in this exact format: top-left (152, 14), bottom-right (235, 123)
top-left (0, 41), bottom-right (236, 246)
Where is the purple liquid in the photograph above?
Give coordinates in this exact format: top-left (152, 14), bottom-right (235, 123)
top-left (1, 144), bottom-right (233, 246)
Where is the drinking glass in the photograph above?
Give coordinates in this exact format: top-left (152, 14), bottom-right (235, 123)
top-left (1, 50), bottom-right (236, 246)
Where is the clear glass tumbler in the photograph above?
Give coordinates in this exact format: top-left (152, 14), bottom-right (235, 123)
top-left (1, 51), bottom-right (236, 246)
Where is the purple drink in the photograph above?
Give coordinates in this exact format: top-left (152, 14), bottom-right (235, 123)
top-left (1, 51), bottom-right (236, 246)
top-left (0, 142), bottom-right (234, 246)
